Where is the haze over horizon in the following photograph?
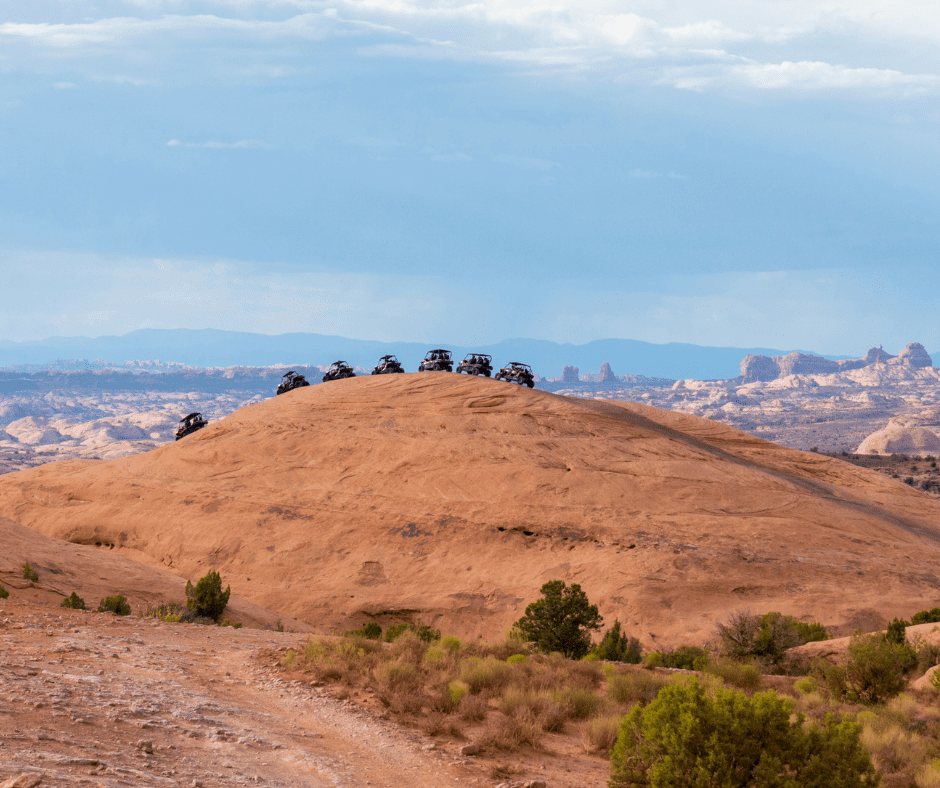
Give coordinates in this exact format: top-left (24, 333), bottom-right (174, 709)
top-left (4, 1), bottom-right (939, 354)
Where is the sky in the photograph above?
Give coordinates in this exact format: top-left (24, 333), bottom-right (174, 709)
top-left (2, 1), bottom-right (939, 356)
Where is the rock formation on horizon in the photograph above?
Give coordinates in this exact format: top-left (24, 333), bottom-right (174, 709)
top-left (740, 343), bottom-right (932, 383)
top-left (562, 365), bottom-right (580, 383)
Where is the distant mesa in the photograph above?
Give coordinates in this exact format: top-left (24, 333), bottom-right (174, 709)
top-left (740, 343), bottom-right (933, 383)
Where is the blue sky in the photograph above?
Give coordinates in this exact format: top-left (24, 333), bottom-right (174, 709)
top-left (2, 1), bottom-right (939, 356)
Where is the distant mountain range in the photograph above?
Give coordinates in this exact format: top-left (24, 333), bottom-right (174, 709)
top-left (0, 329), bottom-right (848, 381)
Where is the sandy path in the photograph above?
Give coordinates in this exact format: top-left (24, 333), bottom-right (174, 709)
top-left (0, 600), bottom-right (482, 788)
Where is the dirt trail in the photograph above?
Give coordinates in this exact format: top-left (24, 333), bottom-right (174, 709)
top-left (0, 599), bottom-right (486, 787)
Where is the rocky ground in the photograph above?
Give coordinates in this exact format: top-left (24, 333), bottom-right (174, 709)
top-left (0, 596), bottom-right (585, 788)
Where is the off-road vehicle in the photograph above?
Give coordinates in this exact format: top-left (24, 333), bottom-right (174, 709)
top-left (371, 355), bottom-right (405, 375)
top-left (455, 353), bottom-right (493, 377)
top-left (323, 360), bottom-right (356, 382)
top-left (175, 412), bottom-right (208, 440)
top-left (495, 361), bottom-right (535, 388)
top-left (418, 349), bottom-right (453, 372)
top-left (276, 370), bottom-right (311, 395)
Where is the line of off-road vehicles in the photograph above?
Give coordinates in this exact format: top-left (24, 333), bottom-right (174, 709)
top-left (176, 349), bottom-right (535, 439)
top-left (277, 349), bottom-right (535, 393)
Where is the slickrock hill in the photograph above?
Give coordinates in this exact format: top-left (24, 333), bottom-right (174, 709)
top-left (1, 374), bottom-right (940, 647)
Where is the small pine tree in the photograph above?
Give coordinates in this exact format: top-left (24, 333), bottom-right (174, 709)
top-left (98, 594), bottom-right (131, 615)
top-left (22, 562), bottom-right (38, 582)
top-left (514, 580), bottom-right (602, 659)
top-left (185, 571), bottom-right (231, 620)
top-left (0, 583), bottom-right (8, 599)
top-left (885, 617), bottom-right (907, 645)
top-left (594, 620), bottom-right (642, 663)
top-left (61, 592), bottom-right (86, 610)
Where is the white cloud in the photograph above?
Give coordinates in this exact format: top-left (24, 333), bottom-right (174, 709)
top-left (52, 81), bottom-right (76, 89)
top-left (166, 138), bottom-right (271, 148)
top-left (658, 60), bottom-right (940, 95)
top-left (3, 1), bottom-right (940, 98)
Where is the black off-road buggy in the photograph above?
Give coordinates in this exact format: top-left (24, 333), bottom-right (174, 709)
top-left (495, 362), bottom-right (535, 388)
top-left (323, 360), bottom-right (356, 382)
top-left (175, 412), bottom-right (208, 440)
top-left (276, 370), bottom-right (311, 395)
top-left (455, 353), bottom-right (493, 377)
top-left (371, 355), bottom-right (405, 375)
top-left (418, 349), bottom-right (453, 372)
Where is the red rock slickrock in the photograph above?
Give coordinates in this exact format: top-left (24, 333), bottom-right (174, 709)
top-left (1, 373), bottom-right (940, 645)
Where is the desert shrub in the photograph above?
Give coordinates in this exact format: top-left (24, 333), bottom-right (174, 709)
top-left (0, 583), bottom-right (9, 599)
top-left (514, 580), bottom-right (602, 659)
top-left (498, 687), bottom-right (565, 731)
top-left (607, 670), bottom-right (671, 705)
top-left (858, 698), bottom-right (932, 780)
top-left (819, 630), bottom-right (917, 705)
top-left (185, 570), bottom-right (230, 620)
top-left (460, 656), bottom-right (514, 694)
top-left (705, 657), bottom-right (762, 691)
top-left (593, 620), bottom-right (642, 663)
top-left (795, 676), bottom-right (816, 694)
top-left (141, 601), bottom-right (191, 623)
top-left (221, 618), bottom-right (243, 628)
top-left (555, 685), bottom-right (604, 719)
top-left (507, 653), bottom-right (527, 665)
top-left (98, 594), bottom-right (131, 615)
top-left (717, 610), bottom-right (824, 667)
top-left (609, 677), bottom-right (879, 788)
top-left (911, 608), bottom-right (940, 625)
top-left (915, 640), bottom-right (940, 674)
top-left (61, 592), bottom-right (86, 610)
top-left (885, 618), bottom-right (907, 645)
top-left (22, 562), bottom-right (38, 582)
top-left (658, 645), bottom-right (708, 671)
top-left (479, 709), bottom-right (543, 751)
top-left (457, 691), bottom-right (489, 722)
top-left (295, 635), bottom-right (383, 684)
top-left (346, 622), bottom-right (383, 640)
top-left (583, 713), bottom-right (622, 754)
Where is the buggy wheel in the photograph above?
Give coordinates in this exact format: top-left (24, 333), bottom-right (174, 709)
top-left (526, 381), bottom-right (534, 388)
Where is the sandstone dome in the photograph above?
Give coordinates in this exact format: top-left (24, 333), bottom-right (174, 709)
top-left (2, 374), bottom-right (940, 646)
top-left (857, 419), bottom-right (940, 458)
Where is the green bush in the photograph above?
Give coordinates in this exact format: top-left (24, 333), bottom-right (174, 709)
top-left (819, 631), bottom-right (917, 705)
top-left (0, 584), bottom-right (8, 599)
top-left (61, 592), bottom-right (86, 610)
top-left (704, 658), bottom-right (762, 691)
top-left (98, 594), bottom-right (131, 615)
top-left (22, 562), bottom-right (38, 582)
top-left (910, 607), bottom-right (940, 625)
top-left (717, 610), bottom-right (827, 667)
top-left (384, 622), bottom-right (441, 643)
top-left (347, 622), bottom-right (383, 640)
top-left (185, 570), bottom-right (230, 620)
top-left (609, 677), bottom-right (879, 787)
top-left (593, 620), bottom-right (642, 663)
top-left (514, 580), bottom-right (603, 659)
top-left (659, 645), bottom-right (707, 671)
